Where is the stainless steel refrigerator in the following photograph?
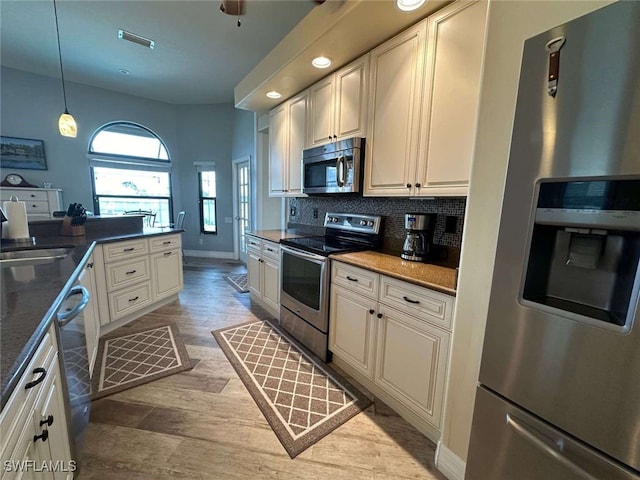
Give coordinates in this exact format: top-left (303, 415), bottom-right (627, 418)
top-left (466, 2), bottom-right (640, 479)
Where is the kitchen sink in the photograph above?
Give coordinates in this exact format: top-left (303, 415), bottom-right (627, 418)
top-left (0, 246), bottom-right (75, 267)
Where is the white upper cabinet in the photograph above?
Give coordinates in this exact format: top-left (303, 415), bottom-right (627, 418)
top-left (365, 0), bottom-right (487, 197)
top-left (268, 91), bottom-right (308, 197)
top-left (307, 54), bottom-right (369, 147)
top-left (417, 0), bottom-right (488, 196)
top-left (364, 23), bottom-right (427, 196)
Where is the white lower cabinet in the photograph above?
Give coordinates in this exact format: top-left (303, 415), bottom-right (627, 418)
top-left (246, 235), bottom-right (280, 318)
top-left (329, 261), bottom-right (454, 441)
top-left (93, 234), bottom-right (184, 333)
top-left (1, 326), bottom-right (73, 480)
top-left (329, 286), bottom-right (377, 380)
top-left (77, 257), bottom-right (100, 378)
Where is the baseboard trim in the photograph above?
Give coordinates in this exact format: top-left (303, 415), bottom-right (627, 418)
top-left (435, 441), bottom-right (466, 480)
top-left (184, 249), bottom-right (236, 260)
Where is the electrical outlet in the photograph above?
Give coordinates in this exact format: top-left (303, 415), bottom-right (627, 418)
top-left (445, 216), bottom-right (458, 234)
top-left (313, 208), bottom-right (318, 219)
top-left (290, 206), bottom-right (297, 217)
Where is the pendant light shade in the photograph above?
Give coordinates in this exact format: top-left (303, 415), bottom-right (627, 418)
top-left (53, 0), bottom-right (77, 138)
top-left (58, 111), bottom-right (77, 138)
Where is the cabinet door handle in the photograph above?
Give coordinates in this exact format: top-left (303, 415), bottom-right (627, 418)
top-left (266, 248), bottom-right (274, 252)
top-left (406, 183), bottom-right (412, 189)
top-left (125, 270), bottom-right (137, 275)
top-left (346, 276), bottom-right (358, 282)
top-left (164, 251), bottom-right (172, 256)
top-left (403, 296), bottom-right (420, 304)
top-left (328, 136), bottom-right (332, 141)
top-left (30, 194), bottom-right (36, 197)
top-left (415, 183), bottom-right (421, 188)
top-left (377, 313), bottom-right (383, 319)
top-left (369, 309), bottom-right (375, 315)
top-left (128, 296), bottom-right (139, 302)
top-left (25, 367), bottom-right (47, 389)
top-left (163, 240), bottom-right (171, 245)
top-left (40, 415), bottom-right (54, 427)
top-left (33, 430), bottom-right (49, 443)
top-left (87, 262), bottom-right (94, 269)
top-left (123, 247), bottom-right (135, 252)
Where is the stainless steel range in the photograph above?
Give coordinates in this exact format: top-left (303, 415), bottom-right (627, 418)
top-left (279, 213), bottom-right (382, 361)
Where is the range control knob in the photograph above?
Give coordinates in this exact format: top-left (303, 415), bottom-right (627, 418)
top-left (367, 221), bottom-right (374, 227)
top-left (360, 220), bottom-right (367, 226)
top-left (331, 217), bottom-right (339, 223)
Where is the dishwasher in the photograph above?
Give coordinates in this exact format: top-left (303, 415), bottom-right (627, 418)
top-left (55, 280), bottom-right (92, 470)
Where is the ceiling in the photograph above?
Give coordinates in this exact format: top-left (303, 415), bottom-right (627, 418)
top-left (0, 0), bottom-right (316, 105)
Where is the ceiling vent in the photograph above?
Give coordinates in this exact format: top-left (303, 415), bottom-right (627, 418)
top-left (118, 29), bottom-right (155, 49)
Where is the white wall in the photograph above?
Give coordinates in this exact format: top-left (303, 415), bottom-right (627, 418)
top-left (0, 67), bottom-right (254, 256)
top-left (440, 0), bottom-right (614, 468)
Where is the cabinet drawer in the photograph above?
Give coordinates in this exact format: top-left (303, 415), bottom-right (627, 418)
top-left (23, 201), bottom-right (50, 213)
top-left (0, 189), bottom-right (48, 202)
top-left (246, 236), bottom-right (262, 250)
top-left (103, 238), bottom-right (149, 263)
top-left (0, 329), bottom-right (57, 461)
top-left (149, 234), bottom-right (182, 253)
top-left (332, 261), bottom-right (379, 299)
top-left (379, 276), bottom-right (453, 330)
top-left (108, 282), bottom-right (152, 320)
top-left (262, 240), bottom-right (280, 261)
top-left (105, 256), bottom-right (151, 293)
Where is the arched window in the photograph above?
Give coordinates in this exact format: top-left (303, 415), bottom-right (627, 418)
top-left (88, 122), bottom-right (173, 226)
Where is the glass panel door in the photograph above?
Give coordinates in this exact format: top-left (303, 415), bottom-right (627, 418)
top-left (234, 159), bottom-right (250, 263)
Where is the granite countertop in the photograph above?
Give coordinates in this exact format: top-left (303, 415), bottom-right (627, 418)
top-left (0, 226), bottom-right (183, 408)
top-left (330, 250), bottom-right (458, 296)
top-left (247, 229), bottom-right (314, 243)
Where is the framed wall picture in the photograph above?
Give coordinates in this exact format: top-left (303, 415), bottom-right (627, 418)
top-left (0, 136), bottom-right (47, 170)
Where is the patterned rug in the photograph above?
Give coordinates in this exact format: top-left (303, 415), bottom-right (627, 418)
top-left (212, 320), bottom-right (373, 458)
top-left (225, 273), bottom-right (249, 293)
top-left (92, 323), bottom-right (192, 400)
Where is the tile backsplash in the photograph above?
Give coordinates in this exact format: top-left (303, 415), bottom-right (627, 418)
top-left (288, 196), bottom-right (466, 252)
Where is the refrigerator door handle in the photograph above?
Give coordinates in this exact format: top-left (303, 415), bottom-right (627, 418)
top-left (506, 413), bottom-right (599, 480)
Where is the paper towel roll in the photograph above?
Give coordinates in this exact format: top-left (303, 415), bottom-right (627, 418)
top-left (3, 196), bottom-right (30, 239)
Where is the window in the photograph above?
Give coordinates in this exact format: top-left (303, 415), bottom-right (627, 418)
top-left (89, 122), bottom-right (172, 226)
top-left (199, 171), bottom-right (217, 234)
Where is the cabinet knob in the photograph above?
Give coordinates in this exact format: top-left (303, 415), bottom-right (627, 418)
top-left (33, 430), bottom-right (49, 443)
top-left (369, 309), bottom-right (375, 315)
top-left (40, 415), bottom-right (54, 427)
top-left (377, 313), bottom-right (383, 319)
top-left (333, 135), bottom-right (337, 141)
top-left (415, 183), bottom-right (421, 188)
top-left (328, 136), bottom-right (332, 141)
top-left (406, 183), bottom-right (412, 189)
top-left (87, 262), bottom-right (94, 269)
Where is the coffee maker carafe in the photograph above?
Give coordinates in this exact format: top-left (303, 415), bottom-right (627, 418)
top-left (401, 213), bottom-right (435, 262)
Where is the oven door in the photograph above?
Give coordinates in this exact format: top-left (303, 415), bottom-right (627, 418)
top-left (280, 245), bottom-right (329, 332)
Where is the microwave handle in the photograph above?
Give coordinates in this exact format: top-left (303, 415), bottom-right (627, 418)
top-left (336, 155), bottom-right (346, 187)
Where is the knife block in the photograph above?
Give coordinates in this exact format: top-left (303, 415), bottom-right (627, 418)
top-left (60, 216), bottom-right (85, 237)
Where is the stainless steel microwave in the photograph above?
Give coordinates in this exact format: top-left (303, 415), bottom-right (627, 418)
top-left (302, 137), bottom-right (364, 194)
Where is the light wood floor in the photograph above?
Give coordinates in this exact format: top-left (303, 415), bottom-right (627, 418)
top-left (79, 258), bottom-right (446, 480)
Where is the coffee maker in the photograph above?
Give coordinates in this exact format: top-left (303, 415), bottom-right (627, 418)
top-left (401, 213), bottom-right (435, 261)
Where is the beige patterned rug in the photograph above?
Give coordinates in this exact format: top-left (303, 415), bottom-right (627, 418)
top-left (212, 320), bottom-right (373, 458)
top-left (92, 323), bottom-right (192, 400)
top-left (225, 273), bottom-right (249, 293)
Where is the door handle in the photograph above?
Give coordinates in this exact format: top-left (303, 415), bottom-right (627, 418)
top-left (57, 286), bottom-right (90, 327)
top-left (506, 414), bottom-right (598, 480)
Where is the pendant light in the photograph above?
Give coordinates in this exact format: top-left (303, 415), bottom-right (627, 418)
top-left (53, 0), bottom-right (77, 138)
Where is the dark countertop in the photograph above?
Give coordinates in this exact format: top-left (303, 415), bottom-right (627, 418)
top-left (0, 226), bottom-right (183, 409)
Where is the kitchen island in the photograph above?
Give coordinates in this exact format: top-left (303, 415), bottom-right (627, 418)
top-left (0, 220), bottom-right (183, 407)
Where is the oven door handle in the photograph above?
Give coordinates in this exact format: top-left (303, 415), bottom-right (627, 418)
top-left (280, 245), bottom-right (327, 263)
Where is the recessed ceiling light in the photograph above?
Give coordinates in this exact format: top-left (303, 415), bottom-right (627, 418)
top-left (266, 91), bottom-right (281, 99)
top-left (396, 0), bottom-right (426, 12)
top-left (312, 56), bottom-right (332, 69)
top-left (118, 68), bottom-right (130, 75)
